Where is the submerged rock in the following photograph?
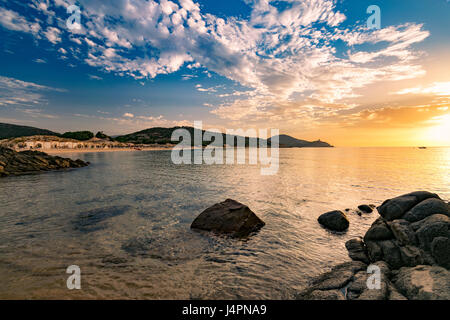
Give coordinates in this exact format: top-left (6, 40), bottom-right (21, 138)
top-left (358, 205), bottom-right (373, 213)
top-left (191, 199), bottom-right (265, 238)
top-left (318, 210), bottom-right (349, 232)
top-left (0, 147), bottom-right (88, 177)
top-left (73, 205), bottom-right (130, 233)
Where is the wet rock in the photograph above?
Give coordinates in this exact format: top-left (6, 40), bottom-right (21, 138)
top-left (302, 289), bottom-right (346, 300)
top-left (403, 198), bottom-right (450, 223)
top-left (358, 205), bottom-right (373, 213)
top-left (73, 205), bottom-right (130, 233)
top-left (347, 271), bottom-right (369, 295)
top-left (0, 147), bottom-right (88, 177)
top-left (415, 216), bottom-right (449, 251)
top-left (431, 237), bottom-right (450, 269)
top-left (378, 240), bottom-right (403, 269)
top-left (399, 245), bottom-right (424, 267)
top-left (394, 265), bottom-right (450, 300)
top-left (366, 240), bottom-right (383, 262)
top-left (355, 261), bottom-right (390, 300)
top-left (364, 218), bottom-right (394, 242)
top-left (191, 199), bottom-right (265, 238)
top-left (388, 219), bottom-right (416, 246)
top-left (345, 238), bottom-right (369, 264)
top-left (410, 214), bottom-right (450, 232)
top-left (317, 210), bottom-right (349, 232)
top-left (377, 191), bottom-right (440, 221)
top-left (388, 282), bottom-right (408, 300)
top-left (356, 280), bottom-right (388, 300)
top-left (296, 261), bottom-right (366, 299)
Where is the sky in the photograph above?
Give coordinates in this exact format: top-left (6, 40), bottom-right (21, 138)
top-left (0, 0), bottom-right (449, 146)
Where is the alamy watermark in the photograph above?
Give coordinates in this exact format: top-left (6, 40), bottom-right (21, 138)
top-left (366, 264), bottom-right (381, 290)
top-left (367, 5), bottom-right (381, 30)
top-left (66, 265), bottom-right (81, 290)
top-left (171, 121), bottom-right (279, 176)
top-left (66, 5), bottom-right (81, 31)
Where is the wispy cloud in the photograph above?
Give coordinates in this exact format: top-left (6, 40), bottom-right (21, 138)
top-left (0, 76), bottom-right (65, 107)
top-left (393, 82), bottom-right (450, 96)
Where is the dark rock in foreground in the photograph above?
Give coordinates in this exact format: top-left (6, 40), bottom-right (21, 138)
top-left (358, 204), bottom-right (374, 213)
top-left (191, 199), bottom-right (265, 238)
top-left (318, 210), bottom-right (349, 232)
top-left (300, 191), bottom-right (450, 300)
top-left (0, 147), bottom-right (88, 177)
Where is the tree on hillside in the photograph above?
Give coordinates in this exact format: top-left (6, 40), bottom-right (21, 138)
top-left (61, 131), bottom-right (94, 141)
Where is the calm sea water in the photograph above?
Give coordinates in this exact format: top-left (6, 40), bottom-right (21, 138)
top-left (0, 147), bottom-right (449, 299)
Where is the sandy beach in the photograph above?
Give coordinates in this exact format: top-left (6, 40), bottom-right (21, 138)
top-left (45, 146), bottom-right (174, 155)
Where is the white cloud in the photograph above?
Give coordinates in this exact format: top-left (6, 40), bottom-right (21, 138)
top-left (44, 27), bottom-right (61, 44)
top-left (123, 112), bottom-right (134, 118)
top-left (88, 74), bottom-right (103, 80)
top-left (393, 82), bottom-right (450, 96)
top-left (0, 0), bottom-right (434, 126)
top-left (0, 7), bottom-right (41, 34)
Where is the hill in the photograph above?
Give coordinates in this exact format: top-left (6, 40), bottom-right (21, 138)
top-left (0, 123), bottom-right (59, 140)
top-left (115, 127), bottom-right (264, 146)
top-left (269, 134), bottom-right (333, 148)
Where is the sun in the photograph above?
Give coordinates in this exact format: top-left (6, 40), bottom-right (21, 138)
top-left (425, 114), bottom-right (450, 145)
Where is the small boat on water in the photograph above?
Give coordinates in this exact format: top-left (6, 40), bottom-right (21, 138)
top-left (418, 147), bottom-right (427, 149)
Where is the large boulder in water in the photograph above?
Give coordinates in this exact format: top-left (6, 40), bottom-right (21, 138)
top-left (191, 199), bottom-right (265, 237)
top-left (318, 210), bottom-right (349, 232)
top-left (403, 198), bottom-right (450, 222)
top-left (377, 191), bottom-right (440, 221)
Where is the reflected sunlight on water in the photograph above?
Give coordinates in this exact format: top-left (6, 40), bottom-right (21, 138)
top-left (0, 147), bottom-right (449, 299)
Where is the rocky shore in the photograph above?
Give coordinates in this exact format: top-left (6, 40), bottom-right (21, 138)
top-left (299, 191), bottom-right (450, 300)
top-left (0, 147), bottom-right (89, 177)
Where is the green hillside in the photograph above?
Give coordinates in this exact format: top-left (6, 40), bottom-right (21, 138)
top-left (0, 123), bottom-right (60, 140)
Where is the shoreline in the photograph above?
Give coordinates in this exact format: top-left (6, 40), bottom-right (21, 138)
top-left (45, 147), bottom-right (174, 155)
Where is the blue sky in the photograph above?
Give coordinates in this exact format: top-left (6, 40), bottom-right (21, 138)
top-left (0, 0), bottom-right (449, 145)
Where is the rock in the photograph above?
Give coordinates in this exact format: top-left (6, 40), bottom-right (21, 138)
top-left (377, 191), bottom-right (440, 221)
top-left (415, 216), bottom-right (449, 251)
top-left (301, 289), bottom-right (346, 300)
top-left (388, 282), bottom-right (408, 300)
top-left (355, 261), bottom-right (390, 300)
top-left (296, 261), bottom-right (366, 299)
top-left (345, 238), bottom-right (369, 264)
top-left (317, 210), bottom-right (349, 232)
top-left (356, 280), bottom-right (388, 300)
top-left (403, 198), bottom-right (450, 222)
top-left (366, 240), bottom-right (383, 262)
top-left (310, 261), bottom-right (367, 291)
top-left (399, 245), bottom-right (424, 267)
top-left (364, 218), bottom-right (394, 242)
top-left (0, 147), bottom-right (88, 177)
top-left (378, 240), bottom-right (403, 269)
top-left (431, 237), bottom-right (450, 269)
top-left (191, 199), bottom-right (265, 237)
top-left (410, 214), bottom-right (450, 232)
top-left (358, 205), bottom-right (373, 213)
top-left (394, 265), bottom-right (450, 300)
top-left (388, 219), bottom-right (416, 246)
